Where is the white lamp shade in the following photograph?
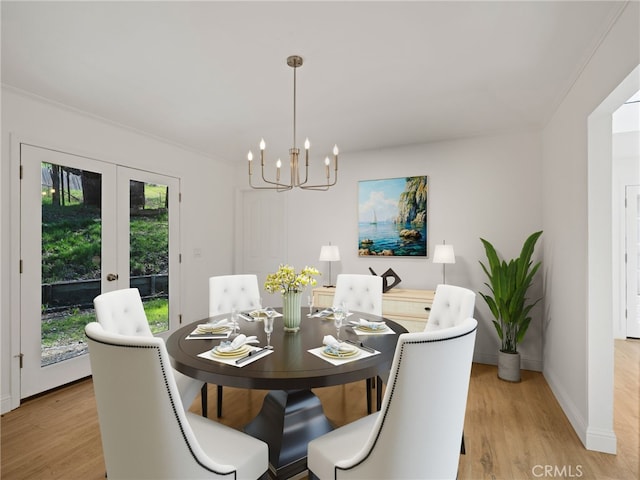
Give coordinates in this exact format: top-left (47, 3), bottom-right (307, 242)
top-left (433, 244), bottom-right (455, 264)
top-left (319, 245), bottom-right (340, 262)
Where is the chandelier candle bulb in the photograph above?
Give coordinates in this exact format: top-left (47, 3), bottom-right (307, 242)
top-left (247, 151), bottom-right (253, 175)
top-left (305, 138), bottom-right (310, 164)
top-left (276, 159), bottom-right (282, 182)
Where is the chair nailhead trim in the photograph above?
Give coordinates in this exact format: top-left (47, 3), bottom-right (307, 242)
top-left (334, 324), bottom-right (477, 478)
top-left (87, 334), bottom-right (237, 478)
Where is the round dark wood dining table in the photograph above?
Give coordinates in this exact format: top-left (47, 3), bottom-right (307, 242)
top-left (166, 309), bottom-right (407, 480)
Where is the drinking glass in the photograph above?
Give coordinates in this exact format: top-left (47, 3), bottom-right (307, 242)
top-left (264, 308), bottom-right (275, 349)
top-left (333, 304), bottom-right (345, 341)
top-left (307, 295), bottom-right (314, 317)
top-left (263, 316), bottom-right (274, 349)
top-left (341, 301), bottom-right (349, 320)
top-left (230, 308), bottom-right (240, 336)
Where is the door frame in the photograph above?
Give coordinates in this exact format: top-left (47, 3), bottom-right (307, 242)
top-left (19, 143), bottom-right (118, 397)
top-left (6, 134), bottom-right (182, 410)
top-left (116, 166), bottom-right (181, 340)
top-left (625, 185), bottom-right (640, 338)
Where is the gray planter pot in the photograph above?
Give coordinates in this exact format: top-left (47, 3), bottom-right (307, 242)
top-left (498, 350), bottom-right (521, 382)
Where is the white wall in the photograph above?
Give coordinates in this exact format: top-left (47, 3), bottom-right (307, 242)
top-left (1, 88), bottom-right (233, 412)
top-left (541, 2), bottom-right (639, 453)
top-left (238, 130), bottom-right (544, 370)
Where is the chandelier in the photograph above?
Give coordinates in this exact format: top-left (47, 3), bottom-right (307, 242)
top-left (247, 55), bottom-right (339, 191)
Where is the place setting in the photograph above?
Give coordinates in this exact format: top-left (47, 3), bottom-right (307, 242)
top-left (185, 318), bottom-right (233, 340)
top-left (308, 334), bottom-right (379, 366)
top-left (309, 302), bottom-right (353, 321)
top-left (197, 333), bottom-right (273, 367)
top-left (240, 305), bottom-right (282, 322)
top-left (309, 302), bottom-right (378, 364)
top-left (348, 318), bottom-right (394, 335)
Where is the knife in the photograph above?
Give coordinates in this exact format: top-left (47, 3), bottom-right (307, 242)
top-left (345, 339), bottom-right (376, 353)
top-left (186, 333), bottom-right (229, 339)
top-left (235, 347), bottom-right (269, 365)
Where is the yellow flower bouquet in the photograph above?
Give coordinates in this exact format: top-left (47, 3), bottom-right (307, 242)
top-left (264, 264), bottom-right (320, 294)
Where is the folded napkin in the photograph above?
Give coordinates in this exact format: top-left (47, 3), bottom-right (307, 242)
top-left (322, 335), bottom-right (354, 352)
top-left (216, 334), bottom-right (259, 352)
top-left (351, 319), bottom-right (387, 330)
top-left (197, 319), bottom-right (229, 332)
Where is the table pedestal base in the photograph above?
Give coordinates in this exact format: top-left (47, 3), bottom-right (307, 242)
top-left (244, 389), bottom-right (333, 479)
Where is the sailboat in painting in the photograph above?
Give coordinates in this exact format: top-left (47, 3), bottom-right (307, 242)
top-left (370, 210), bottom-right (377, 225)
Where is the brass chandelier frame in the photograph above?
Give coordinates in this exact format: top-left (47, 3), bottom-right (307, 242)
top-left (247, 55), bottom-right (339, 191)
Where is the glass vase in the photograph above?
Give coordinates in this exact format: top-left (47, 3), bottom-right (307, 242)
top-left (282, 291), bottom-right (302, 332)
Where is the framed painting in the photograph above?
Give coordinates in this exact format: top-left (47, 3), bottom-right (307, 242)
top-left (358, 176), bottom-right (428, 257)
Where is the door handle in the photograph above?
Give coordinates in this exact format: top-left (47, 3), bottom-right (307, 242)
top-left (106, 273), bottom-right (119, 282)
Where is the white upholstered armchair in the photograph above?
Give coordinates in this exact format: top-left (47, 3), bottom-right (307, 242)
top-left (93, 288), bottom-right (206, 415)
top-left (85, 321), bottom-right (268, 479)
top-left (307, 317), bottom-right (477, 479)
top-left (208, 274), bottom-right (261, 417)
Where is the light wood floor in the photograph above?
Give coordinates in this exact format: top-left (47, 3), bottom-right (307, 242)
top-left (2, 340), bottom-right (638, 479)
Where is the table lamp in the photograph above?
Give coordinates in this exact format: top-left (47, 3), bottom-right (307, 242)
top-left (433, 241), bottom-right (455, 284)
top-left (319, 244), bottom-right (340, 287)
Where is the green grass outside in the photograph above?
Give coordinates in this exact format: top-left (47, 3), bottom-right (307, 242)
top-left (41, 177), bottom-right (171, 357)
top-left (42, 298), bottom-right (169, 347)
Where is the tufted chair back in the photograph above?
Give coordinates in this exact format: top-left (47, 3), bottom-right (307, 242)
top-left (93, 288), bottom-right (204, 413)
top-left (208, 274), bottom-right (261, 316)
top-left (85, 322), bottom-right (268, 479)
top-left (425, 284), bottom-right (476, 331)
top-left (93, 288), bottom-right (152, 337)
top-left (308, 318), bottom-right (478, 479)
top-left (333, 274), bottom-right (383, 315)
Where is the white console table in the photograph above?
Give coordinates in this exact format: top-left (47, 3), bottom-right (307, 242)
top-left (311, 287), bottom-right (435, 333)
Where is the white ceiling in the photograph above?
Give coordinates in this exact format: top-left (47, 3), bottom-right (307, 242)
top-left (1, 1), bottom-right (628, 163)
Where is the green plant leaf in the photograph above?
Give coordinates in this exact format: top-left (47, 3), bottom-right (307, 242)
top-left (479, 231), bottom-right (542, 353)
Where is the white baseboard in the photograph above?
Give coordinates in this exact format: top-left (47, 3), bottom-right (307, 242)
top-left (544, 368), bottom-right (617, 454)
top-left (1, 393), bottom-right (15, 414)
top-left (544, 367), bottom-right (588, 446)
top-left (472, 351), bottom-right (542, 372)
top-left (586, 426), bottom-right (617, 454)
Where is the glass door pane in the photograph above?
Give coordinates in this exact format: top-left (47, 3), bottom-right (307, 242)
top-left (41, 163), bottom-right (103, 366)
top-left (129, 180), bottom-right (169, 334)
top-left (117, 168), bottom-right (179, 338)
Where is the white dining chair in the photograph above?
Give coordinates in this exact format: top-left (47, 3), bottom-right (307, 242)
top-left (333, 273), bottom-right (383, 414)
top-left (425, 283), bottom-right (476, 331)
top-left (208, 274), bottom-right (262, 417)
top-left (307, 317), bottom-right (477, 480)
top-left (423, 283), bottom-right (476, 454)
top-left (85, 321), bottom-right (269, 479)
top-left (209, 274), bottom-right (262, 316)
top-left (93, 288), bottom-right (206, 416)
top-left (332, 274), bottom-right (383, 317)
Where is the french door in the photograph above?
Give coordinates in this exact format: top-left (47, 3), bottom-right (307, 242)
top-left (20, 144), bottom-right (180, 398)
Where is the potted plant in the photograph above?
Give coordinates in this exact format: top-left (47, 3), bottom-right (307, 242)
top-left (479, 231), bottom-right (542, 382)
